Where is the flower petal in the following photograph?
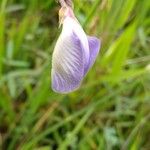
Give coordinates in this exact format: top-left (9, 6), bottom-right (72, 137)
top-left (84, 36), bottom-right (101, 75)
top-left (51, 30), bottom-right (87, 93)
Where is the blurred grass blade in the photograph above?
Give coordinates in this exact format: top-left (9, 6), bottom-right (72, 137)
top-left (7, 76), bottom-right (17, 98)
top-left (83, 0), bottom-right (101, 28)
top-left (102, 21), bottom-right (137, 75)
top-left (0, 0), bottom-right (7, 77)
top-left (111, 22), bottom-right (137, 75)
top-left (58, 107), bottom-right (94, 150)
top-left (115, 0), bottom-right (137, 30)
top-left (14, 17), bottom-right (29, 57)
top-left (0, 92), bottom-right (15, 122)
top-left (101, 68), bottom-right (148, 83)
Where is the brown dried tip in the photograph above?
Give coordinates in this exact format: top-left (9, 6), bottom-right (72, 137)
top-left (65, 0), bottom-right (73, 7)
top-left (58, 0), bottom-right (73, 8)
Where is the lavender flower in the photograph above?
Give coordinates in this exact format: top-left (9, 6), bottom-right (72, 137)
top-left (51, 6), bottom-right (101, 93)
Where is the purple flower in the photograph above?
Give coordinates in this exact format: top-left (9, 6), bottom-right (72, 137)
top-left (51, 7), bottom-right (101, 93)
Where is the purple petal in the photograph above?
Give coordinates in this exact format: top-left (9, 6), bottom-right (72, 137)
top-left (84, 36), bottom-right (101, 75)
top-left (51, 31), bottom-right (87, 94)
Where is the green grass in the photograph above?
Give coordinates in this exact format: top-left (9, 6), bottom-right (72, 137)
top-left (0, 0), bottom-right (150, 149)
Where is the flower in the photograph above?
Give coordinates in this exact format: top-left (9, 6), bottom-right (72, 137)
top-left (51, 6), bottom-right (101, 93)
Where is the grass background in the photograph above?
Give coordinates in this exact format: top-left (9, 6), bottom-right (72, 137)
top-left (0, 0), bottom-right (150, 149)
